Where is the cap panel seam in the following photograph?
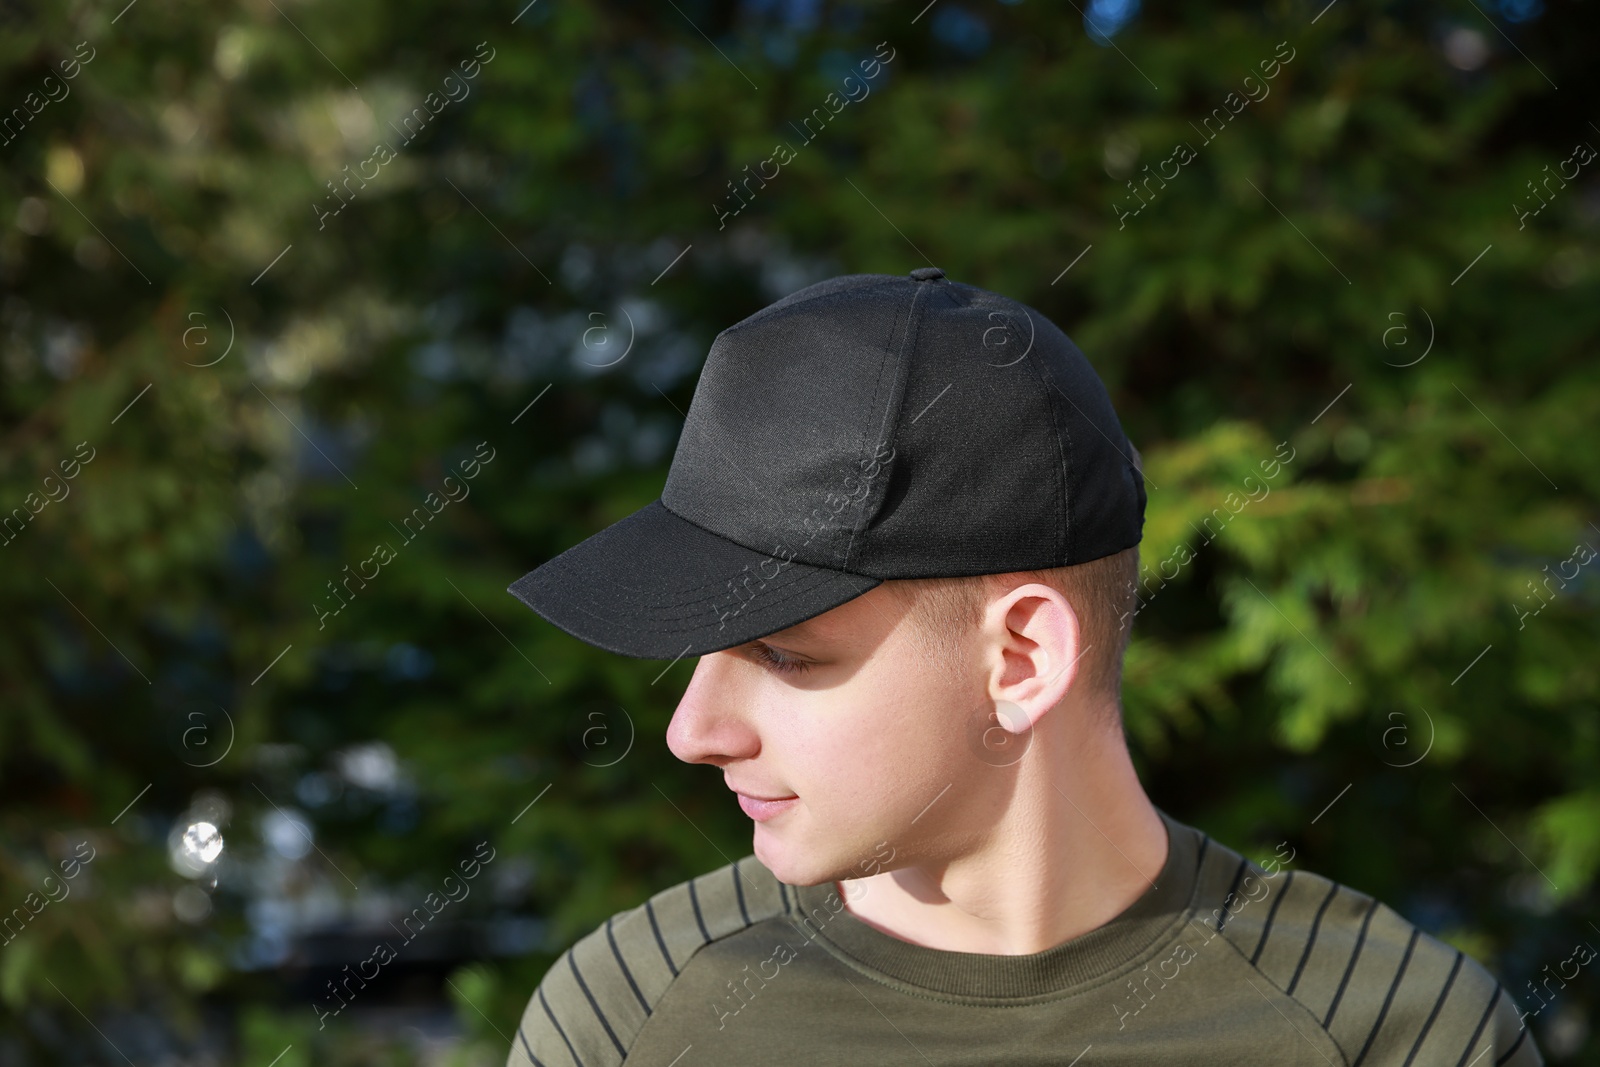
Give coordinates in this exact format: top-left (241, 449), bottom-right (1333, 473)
top-left (659, 483), bottom-right (883, 588)
top-left (1015, 306), bottom-right (1071, 564)
top-left (657, 493), bottom-right (817, 571)
top-left (840, 279), bottom-right (920, 572)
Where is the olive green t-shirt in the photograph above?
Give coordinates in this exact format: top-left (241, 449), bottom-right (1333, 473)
top-left (505, 809), bottom-right (1541, 1066)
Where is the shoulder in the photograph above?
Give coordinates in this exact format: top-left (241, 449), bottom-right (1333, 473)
top-left (1184, 825), bottom-right (1543, 1066)
top-left (505, 854), bottom-right (787, 1067)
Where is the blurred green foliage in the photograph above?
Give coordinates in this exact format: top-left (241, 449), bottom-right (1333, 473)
top-left (1, 0), bottom-right (1596, 1062)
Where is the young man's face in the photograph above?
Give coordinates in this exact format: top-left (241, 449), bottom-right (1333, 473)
top-left (666, 582), bottom-right (1010, 888)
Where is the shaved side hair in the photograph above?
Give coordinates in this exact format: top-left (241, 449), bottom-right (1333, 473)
top-left (886, 544), bottom-right (1141, 707)
top-left (886, 446), bottom-right (1145, 717)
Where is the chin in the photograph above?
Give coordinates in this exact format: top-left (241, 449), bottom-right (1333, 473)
top-left (751, 825), bottom-right (865, 888)
top-left (750, 827), bottom-right (807, 884)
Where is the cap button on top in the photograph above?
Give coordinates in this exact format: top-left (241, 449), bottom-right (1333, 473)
top-left (909, 266), bottom-right (945, 281)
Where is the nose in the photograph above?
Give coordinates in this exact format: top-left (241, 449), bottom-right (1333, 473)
top-left (666, 653), bottom-right (762, 767)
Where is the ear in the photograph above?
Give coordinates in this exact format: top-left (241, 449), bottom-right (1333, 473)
top-left (982, 582), bottom-right (1083, 732)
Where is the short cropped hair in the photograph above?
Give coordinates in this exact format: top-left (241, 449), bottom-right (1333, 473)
top-left (885, 544), bottom-right (1141, 703)
top-left (884, 445), bottom-right (1144, 711)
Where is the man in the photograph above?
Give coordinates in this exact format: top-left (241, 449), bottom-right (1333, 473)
top-left (502, 268), bottom-right (1540, 1065)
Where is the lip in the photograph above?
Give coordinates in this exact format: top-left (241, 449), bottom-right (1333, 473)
top-left (734, 792), bottom-right (799, 822)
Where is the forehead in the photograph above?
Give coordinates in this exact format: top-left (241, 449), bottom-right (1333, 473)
top-left (760, 583), bottom-right (908, 643)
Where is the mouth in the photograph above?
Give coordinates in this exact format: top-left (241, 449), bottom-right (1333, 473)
top-left (731, 788), bottom-right (799, 822)
top-left (731, 789), bottom-right (793, 802)
top-left (725, 777), bottom-right (796, 802)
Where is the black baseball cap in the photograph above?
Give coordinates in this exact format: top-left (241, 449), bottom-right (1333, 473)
top-left (506, 267), bottom-right (1145, 660)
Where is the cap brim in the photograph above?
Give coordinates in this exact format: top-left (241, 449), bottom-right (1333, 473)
top-left (506, 499), bottom-right (882, 659)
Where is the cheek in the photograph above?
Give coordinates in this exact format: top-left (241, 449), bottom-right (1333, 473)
top-left (792, 679), bottom-right (967, 817)
top-left (778, 700), bottom-right (897, 794)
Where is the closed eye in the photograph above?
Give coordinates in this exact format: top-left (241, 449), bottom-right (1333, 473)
top-left (746, 641), bottom-right (812, 675)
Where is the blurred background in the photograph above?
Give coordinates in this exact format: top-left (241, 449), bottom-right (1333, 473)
top-left (2, 0), bottom-right (1597, 1063)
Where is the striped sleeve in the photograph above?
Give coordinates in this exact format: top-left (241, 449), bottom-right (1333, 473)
top-left (507, 858), bottom-right (782, 1067)
top-left (506, 912), bottom-right (641, 1067)
top-left (1212, 856), bottom-right (1544, 1066)
top-left (1455, 979), bottom-right (1544, 1067)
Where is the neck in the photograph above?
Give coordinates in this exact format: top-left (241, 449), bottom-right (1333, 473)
top-left (834, 702), bottom-right (1168, 956)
